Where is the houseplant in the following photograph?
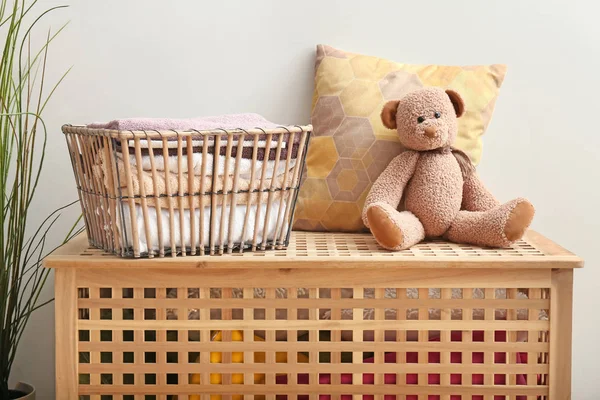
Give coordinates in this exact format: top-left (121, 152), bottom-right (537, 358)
top-left (1, 1), bottom-right (80, 398)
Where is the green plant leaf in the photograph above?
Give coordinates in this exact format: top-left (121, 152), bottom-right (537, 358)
top-left (0, 0), bottom-right (72, 395)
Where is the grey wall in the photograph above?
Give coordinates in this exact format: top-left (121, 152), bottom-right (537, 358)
top-left (9, 0), bottom-right (599, 398)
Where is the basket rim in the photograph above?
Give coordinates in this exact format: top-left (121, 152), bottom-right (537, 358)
top-left (61, 124), bottom-right (313, 139)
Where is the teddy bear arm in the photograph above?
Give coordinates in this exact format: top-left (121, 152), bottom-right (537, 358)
top-left (362, 151), bottom-right (419, 227)
top-left (461, 172), bottom-right (501, 212)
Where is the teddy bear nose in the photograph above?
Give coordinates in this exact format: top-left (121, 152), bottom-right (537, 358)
top-left (424, 126), bottom-right (437, 138)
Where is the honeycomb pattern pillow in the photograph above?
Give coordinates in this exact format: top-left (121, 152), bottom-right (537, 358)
top-left (293, 44), bottom-right (507, 232)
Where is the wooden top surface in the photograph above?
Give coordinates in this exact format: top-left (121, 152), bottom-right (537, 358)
top-left (44, 230), bottom-right (582, 269)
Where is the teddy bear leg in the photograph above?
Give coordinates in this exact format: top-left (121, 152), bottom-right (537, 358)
top-left (366, 203), bottom-right (425, 250)
top-left (446, 198), bottom-right (535, 247)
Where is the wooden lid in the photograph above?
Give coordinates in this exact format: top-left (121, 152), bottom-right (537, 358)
top-left (44, 230), bottom-right (583, 269)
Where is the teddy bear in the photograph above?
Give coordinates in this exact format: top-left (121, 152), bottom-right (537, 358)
top-left (362, 87), bottom-right (534, 250)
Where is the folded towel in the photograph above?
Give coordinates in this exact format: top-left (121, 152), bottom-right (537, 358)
top-left (91, 114), bottom-right (303, 164)
top-left (93, 150), bottom-right (297, 209)
top-left (88, 114), bottom-right (302, 209)
top-left (122, 151), bottom-right (297, 178)
top-left (118, 137), bottom-right (301, 163)
top-left (88, 113), bottom-right (280, 131)
top-left (123, 201), bottom-right (288, 254)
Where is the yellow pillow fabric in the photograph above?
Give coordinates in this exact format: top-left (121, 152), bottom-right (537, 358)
top-left (293, 44), bottom-right (507, 232)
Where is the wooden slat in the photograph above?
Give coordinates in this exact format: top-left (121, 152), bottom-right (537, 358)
top-left (176, 287), bottom-right (187, 398)
top-left (540, 287), bottom-right (551, 387)
top-left (221, 287), bottom-right (233, 400)
top-left (243, 287), bottom-right (254, 400)
top-left (74, 267), bottom-right (552, 289)
top-left (549, 269), bottom-right (573, 399)
top-left (78, 319), bottom-right (550, 331)
top-left (287, 287), bottom-right (298, 387)
top-left (89, 287), bottom-right (100, 390)
top-left (55, 269), bottom-right (78, 400)
top-left (112, 284), bottom-right (123, 390)
top-left (463, 288), bottom-right (473, 389)
top-left (483, 288), bottom-right (494, 400)
top-left (199, 287), bottom-right (210, 400)
top-left (155, 287), bottom-right (166, 399)
top-left (78, 297), bottom-right (551, 311)
top-left (352, 287), bottom-right (363, 400)
top-left (417, 288), bottom-right (428, 400)
top-left (396, 288), bottom-right (407, 400)
top-left (78, 384), bottom-right (548, 396)
top-left (133, 287), bottom-right (144, 397)
top-left (374, 288), bottom-right (385, 400)
top-left (264, 288), bottom-right (276, 400)
top-left (79, 340), bottom-right (549, 353)
top-left (331, 288), bottom-right (342, 400)
top-left (79, 362), bottom-right (550, 374)
top-left (507, 287), bottom-right (519, 400)
top-left (309, 288), bottom-right (318, 400)
top-left (440, 288), bottom-right (452, 400)
top-left (527, 288), bottom-right (541, 400)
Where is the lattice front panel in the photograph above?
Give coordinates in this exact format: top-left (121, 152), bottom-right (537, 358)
top-left (74, 272), bottom-right (551, 400)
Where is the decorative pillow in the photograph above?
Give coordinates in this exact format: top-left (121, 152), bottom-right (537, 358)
top-left (293, 44), bottom-right (507, 232)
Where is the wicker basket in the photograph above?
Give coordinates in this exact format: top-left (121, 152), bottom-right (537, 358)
top-left (62, 124), bottom-right (311, 258)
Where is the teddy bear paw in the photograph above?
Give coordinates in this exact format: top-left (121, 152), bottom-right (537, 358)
top-left (366, 204), bottom-right (405, 250)
top-left (504, 198), bottom-right (535, 242)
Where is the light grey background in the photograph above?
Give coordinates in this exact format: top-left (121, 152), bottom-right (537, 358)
top-left (8, 0), bottom-right (599, 398)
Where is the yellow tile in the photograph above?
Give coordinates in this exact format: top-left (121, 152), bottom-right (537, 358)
top-left (340, 80), bottom-right (383, 117)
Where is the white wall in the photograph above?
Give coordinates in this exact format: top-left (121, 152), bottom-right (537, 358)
top-left (9, 0), bottom-right (600, 398)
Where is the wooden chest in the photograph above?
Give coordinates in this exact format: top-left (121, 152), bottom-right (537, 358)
top-left (45, 230), bottom-right (582, 400)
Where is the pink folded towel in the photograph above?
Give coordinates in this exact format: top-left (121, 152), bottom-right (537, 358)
top-left (87, 113), bottom-right (281, 131)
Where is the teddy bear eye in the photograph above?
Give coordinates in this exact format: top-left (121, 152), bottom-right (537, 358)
top-left (417, 116), bottom-right (425, 123)
top-left (434, 112), bottom-right (441, 119)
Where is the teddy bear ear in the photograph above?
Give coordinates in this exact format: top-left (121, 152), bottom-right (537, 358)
top-left (445, 89), bottom-right (465, 118)
top-left (381, 100), bottom-right (400, 129)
